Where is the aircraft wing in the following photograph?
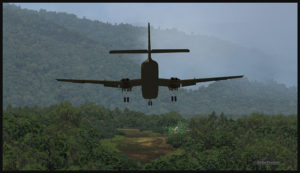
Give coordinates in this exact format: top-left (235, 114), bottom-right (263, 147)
top-left (56, 79), bottom-right (120, 87)
top-left (56, 79), bottom-right (142, 88)
top-left (157, 78), bottom-right (172, 86)
top-left (180, 75), bottom-right (243, 87)
top-left (158, 75), bottom-right (243, 87)
top-left (129, 79), bottom-right (142, 87)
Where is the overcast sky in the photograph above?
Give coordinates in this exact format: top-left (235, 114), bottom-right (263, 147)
top-left (12, 3), bottom-right (297, 87)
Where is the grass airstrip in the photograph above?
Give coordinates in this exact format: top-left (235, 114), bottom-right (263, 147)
top-left (101, 129), bottom-right (175, 162)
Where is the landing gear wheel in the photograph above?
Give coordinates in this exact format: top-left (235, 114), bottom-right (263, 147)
top-left (124, 97), bottom-right (129, 102)
top-left (171, 96), bottom-right (177, 102)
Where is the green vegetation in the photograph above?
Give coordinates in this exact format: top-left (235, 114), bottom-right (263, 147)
top-left (3, 4), bottom-right (297, 170)
top-left (3, 4), bottom-right (297, 116)
top-left (3, 102), bottom-right (181, 170)
top-left (164, 121), bottom-right (190, 135)
top-left (154, 112), bottom-right (297, 170)
top-left (3, 103), bottom-right (297, 170)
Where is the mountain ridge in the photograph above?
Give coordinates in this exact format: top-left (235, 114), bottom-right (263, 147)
top-left (3, 4), bottom-right (297, 116)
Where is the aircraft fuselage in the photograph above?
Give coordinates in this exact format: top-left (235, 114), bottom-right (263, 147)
top-left (141, 59), bottom-right (158, 99)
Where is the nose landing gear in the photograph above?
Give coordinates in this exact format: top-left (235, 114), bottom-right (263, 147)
top-left (171, 96), bottom-right (177, 102)
top-left (124, 97), bottom-right (129, 102)
top-left (148, 100), bottom-right (153, 106)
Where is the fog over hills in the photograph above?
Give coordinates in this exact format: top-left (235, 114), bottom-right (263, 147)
top-left (2, 4), bottom-right (297, 172)
top-left (12, 3), bottom-right (297, 87)
top-left (3, 4), bottom-right (297, 116)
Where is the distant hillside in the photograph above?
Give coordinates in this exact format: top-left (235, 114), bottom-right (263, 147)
top-left (3, 4), bottom-right (297, 117)
top-left (3, 4), bottom-right (140, 106)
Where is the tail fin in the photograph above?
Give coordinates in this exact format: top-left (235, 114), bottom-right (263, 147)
top-left (109, 23), bottom-right (190, 57)
top-left (148, 22), bottom-right (151, 60)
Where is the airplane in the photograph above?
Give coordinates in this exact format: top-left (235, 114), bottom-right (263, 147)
top-left (57, 23), bottom-right (243, 106)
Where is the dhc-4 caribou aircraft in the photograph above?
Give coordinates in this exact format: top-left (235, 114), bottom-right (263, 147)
top-left (57, 23), bottom-right (243, 106)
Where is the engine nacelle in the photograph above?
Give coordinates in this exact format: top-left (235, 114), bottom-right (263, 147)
top-left (120, 78), bottom-right (132, 91)
top-left (168, 77), bottom-right (180, 90)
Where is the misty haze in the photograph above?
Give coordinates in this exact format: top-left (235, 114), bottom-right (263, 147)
top-left (3, 3), bottom-right (297, 171)
top-left (12, 3), bottom-right (297, 88)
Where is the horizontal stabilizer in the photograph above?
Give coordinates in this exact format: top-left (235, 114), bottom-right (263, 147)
top-left (109, 49), bottom-right (148, 54)
top-left (151, 49), bottom-right (190, 53)
top-left (109, 49), bottom-right (190, 54)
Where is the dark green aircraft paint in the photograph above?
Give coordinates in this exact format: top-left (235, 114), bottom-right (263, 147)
top-left (57, 23), bottom-right (243, 105)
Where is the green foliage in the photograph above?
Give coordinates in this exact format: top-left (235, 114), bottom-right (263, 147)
top-left (159, 112), bottom-right (297, 170)
top-left (3, 102), bottom-right (185, 170)
top-left (2, 4), bottom-right (297, 171)
top-left (3, 103), bottom-right (297, 171)
top-left (143, 149), bottom-right (200, 170)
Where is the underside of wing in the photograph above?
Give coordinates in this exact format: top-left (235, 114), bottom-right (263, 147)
top-left (158, 78), bottom-right (171, 87)
top-left (56, 79), bottom-right (120, 88)
top-left (158, 75), bottom-right (243, 88)
top-left (130, 79), bottom-right (142, 86)
top-left (181, 75), bottom-right (244, 87)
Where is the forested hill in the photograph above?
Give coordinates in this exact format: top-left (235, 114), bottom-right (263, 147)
top-left (3, 4), bottom-right (297, 116)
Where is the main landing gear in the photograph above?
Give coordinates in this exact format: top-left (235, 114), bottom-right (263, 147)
top-left (170, 90), bottom-right (177, 102)
top-left (148, 100), bottom-right (153, 106)
top-left (122, 88), bottom-right (130, 103)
